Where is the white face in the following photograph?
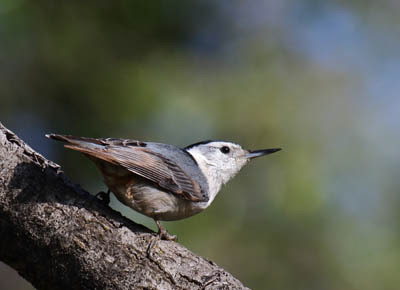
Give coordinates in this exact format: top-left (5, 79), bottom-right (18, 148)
top-left (188, 141), bottom-right (250, 186)
top-left (186, 140), bottom-right (280, 208)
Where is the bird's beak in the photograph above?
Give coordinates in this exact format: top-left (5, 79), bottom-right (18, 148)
top-left (246, 148), bottom-right (282, 159)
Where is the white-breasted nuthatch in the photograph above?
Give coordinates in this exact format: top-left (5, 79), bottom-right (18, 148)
top-left (47, 134), bottom-right (281, 240)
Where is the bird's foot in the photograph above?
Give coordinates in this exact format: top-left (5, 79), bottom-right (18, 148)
top-left (158, 230), bottom-right (177, 241)
top-left (95, 190), bottom-right (110, 205)
top-left (147, 221), bottom-right (176, 258)
top-left (155, 220), bottom-right (177, 241)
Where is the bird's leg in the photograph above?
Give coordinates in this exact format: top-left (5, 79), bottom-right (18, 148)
top-left (155, 220), bottom-right (177, 241)
top-left (95, 189), bottom-right (111, 205)
top-left (147, 220), bottom-right (176, 258)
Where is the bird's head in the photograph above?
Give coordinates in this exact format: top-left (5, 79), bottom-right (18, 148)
top-left (185, 140), bottom-right (281, 187)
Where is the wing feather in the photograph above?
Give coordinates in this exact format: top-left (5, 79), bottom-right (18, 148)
top-left (63, 139), bottom-right (204, 202)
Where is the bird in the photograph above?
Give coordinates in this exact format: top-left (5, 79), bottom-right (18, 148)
top-left (46, 134), bottom-right (281, 240)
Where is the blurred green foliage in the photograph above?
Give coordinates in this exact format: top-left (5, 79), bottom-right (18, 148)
top-left (1, 1), bottom-right (400, 289)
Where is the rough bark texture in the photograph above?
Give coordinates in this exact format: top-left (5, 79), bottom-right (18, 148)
top-left (0, 122), bottom-right (249, 290)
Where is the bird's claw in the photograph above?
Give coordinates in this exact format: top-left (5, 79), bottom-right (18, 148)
top-left (95, 190), bottom-right (110, 205)
top-left (147, 230), bottom-right (176, 258)
top-left (154, 220), bottom-right (177, 241)
top-left (158, 230), bottom-right (177, 241)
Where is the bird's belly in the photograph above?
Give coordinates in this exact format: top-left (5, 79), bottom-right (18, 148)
top-left (110, 179), bottom-right (206, 221)
top-left (91, 159), bottom-right (207, 220)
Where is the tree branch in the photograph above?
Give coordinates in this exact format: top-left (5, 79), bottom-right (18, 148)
top-left (0, 122), bottom-right (249, 290)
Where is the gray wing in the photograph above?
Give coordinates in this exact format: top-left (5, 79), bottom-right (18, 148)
top-left (46, 134), bottom-right (205, 202)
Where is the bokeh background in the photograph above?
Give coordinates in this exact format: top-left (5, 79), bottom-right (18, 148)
top-left (1, 1), bottom-right (400, 289)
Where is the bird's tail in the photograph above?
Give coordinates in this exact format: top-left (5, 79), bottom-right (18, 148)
top-left (45, 134), bottom-right (105, 151)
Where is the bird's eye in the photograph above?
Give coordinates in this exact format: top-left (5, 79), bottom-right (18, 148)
top-left (220, 146), bottom-right (230, 154)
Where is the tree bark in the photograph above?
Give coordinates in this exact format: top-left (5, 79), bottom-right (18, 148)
top-left (0, 122), bottom-right (249, 290)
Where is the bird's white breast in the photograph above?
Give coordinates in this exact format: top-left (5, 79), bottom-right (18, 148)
top-left (186, 147), bottom-right (223, 208)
